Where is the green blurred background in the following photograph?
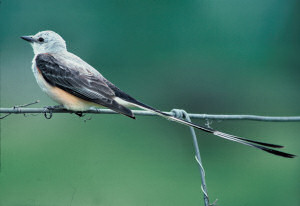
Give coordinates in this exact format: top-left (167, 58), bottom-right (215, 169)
top-left (0, 0), bottom-right (299, 205)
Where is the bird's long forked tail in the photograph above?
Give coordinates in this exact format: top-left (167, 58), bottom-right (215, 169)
top-left (129, 100), bottom-right (296, 158)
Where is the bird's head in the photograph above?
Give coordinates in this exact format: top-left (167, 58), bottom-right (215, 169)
top-left (21, 30), bottom-right (67, 55)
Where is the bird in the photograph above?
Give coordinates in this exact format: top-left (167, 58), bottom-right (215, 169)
top-left (21, 30), bottom-right (295, 158)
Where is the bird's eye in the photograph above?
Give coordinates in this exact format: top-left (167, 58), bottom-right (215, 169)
top-left (38, 37), bottom-right (44, 42)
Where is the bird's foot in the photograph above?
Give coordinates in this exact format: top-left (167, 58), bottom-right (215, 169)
top-left (75, 111), bottom-right (85, 117)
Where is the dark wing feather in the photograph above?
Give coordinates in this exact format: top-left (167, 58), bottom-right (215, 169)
top-left (103, 79), bottom-right (161, 112)
top-left (35, 53), bottom-right (135, 118)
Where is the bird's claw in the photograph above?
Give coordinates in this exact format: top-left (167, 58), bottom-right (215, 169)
top-left (75, 112), bottom-right (85, 117)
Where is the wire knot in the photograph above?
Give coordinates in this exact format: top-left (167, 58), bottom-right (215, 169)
top-left (171, 109), bottom-right (187, 119)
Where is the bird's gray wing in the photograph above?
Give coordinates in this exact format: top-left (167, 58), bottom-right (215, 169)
top-left (35, 53), bottom-right (135, 118)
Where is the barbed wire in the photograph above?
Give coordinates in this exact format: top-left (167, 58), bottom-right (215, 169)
top-left (1, 106), bottom-right (300, 122)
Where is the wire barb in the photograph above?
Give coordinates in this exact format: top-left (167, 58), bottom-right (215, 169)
top-left (13, 100), bottom-right (40, 108)
top-left (0, 113), bottom-right (11, 119)
top-left (205, 119), bottom-right (213, 128)
top-left (0, 100), bottom-right (40, 119)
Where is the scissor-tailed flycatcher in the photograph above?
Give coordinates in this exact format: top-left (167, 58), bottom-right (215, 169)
top-left (21, 30), bottom-right (294, 158)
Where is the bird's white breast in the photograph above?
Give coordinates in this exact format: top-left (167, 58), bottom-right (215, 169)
top-left (32, 55), bottom-right (51, 94)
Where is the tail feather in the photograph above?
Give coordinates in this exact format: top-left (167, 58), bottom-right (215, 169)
top-left (127, 99), bottom-right (295, 158)
top-left (214, 131), bottom-right (295, 158)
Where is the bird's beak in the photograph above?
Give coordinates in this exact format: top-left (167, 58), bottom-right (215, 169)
top-left (20, 36), bottom-right (35, 43)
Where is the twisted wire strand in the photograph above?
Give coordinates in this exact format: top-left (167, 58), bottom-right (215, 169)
top-left (171, 109), bottom-right (210, 206)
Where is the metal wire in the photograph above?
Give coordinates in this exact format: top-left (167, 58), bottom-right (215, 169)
top-left (171, 109), bottom-right (210, 206)
top-left (1, 107), bottom-right (300, 122)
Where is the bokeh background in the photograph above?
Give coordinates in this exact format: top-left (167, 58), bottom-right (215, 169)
top-left (0, 0), bottom-right (299, 205)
